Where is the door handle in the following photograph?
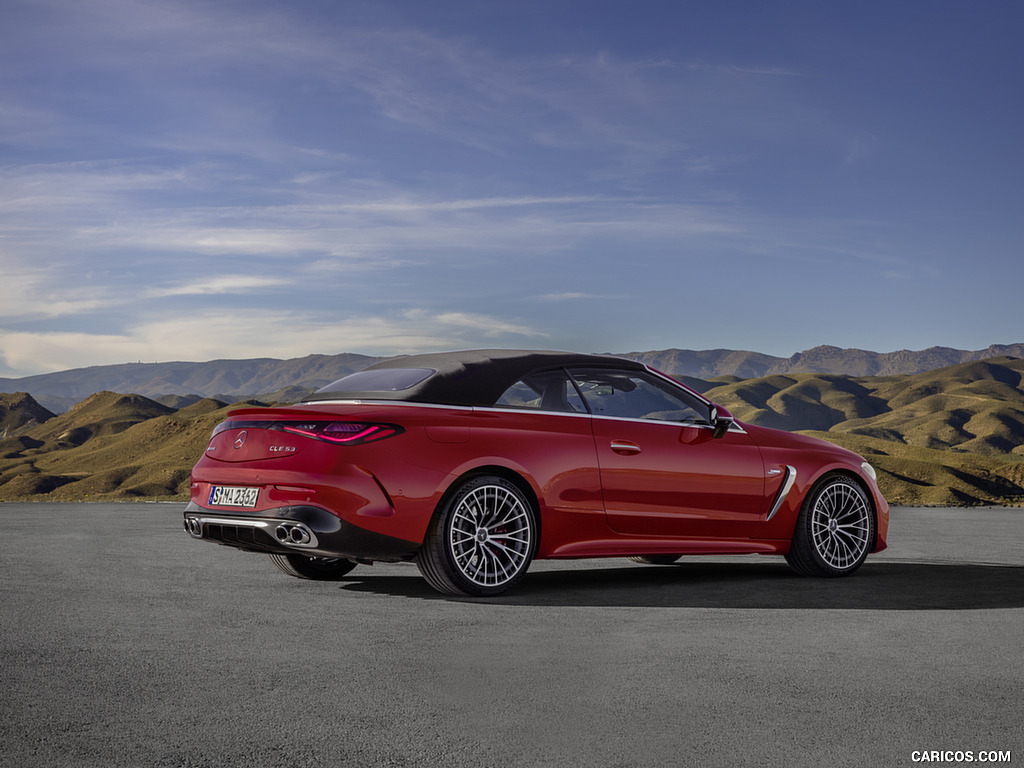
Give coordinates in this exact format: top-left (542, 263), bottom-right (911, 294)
top-left (610, 440), bottom-right (641, 455)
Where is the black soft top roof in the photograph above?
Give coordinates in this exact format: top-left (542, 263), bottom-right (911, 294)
top-left (306, 349), bottom-right (646, 407)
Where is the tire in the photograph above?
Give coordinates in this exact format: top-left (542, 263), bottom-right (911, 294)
top-left (416, 475), bottom-right (537, 597)
top-left (785, 475), bottom-right (874, 577)
top-left (269, 554), bottom-right (357, 581)
top-left (628, 555), bottom-right (682, 565)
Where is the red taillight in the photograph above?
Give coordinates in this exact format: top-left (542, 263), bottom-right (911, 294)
top-left (278, 422), bottom-right (402, 445)
top-left (210, 419), bottom-right (403, 445)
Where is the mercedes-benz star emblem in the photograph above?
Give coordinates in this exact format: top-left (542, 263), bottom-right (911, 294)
top-left (234, 431), bottom-right (247, 449)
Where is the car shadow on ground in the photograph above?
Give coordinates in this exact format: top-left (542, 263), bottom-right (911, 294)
top-left (339, 560), bottom-right (1024, 610)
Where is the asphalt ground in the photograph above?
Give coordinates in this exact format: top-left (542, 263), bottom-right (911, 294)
top-left (1, 503), bottom-right (1021, 768)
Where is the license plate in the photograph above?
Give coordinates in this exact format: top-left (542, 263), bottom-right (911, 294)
top-left (208, 486), bottom-right (260, 508)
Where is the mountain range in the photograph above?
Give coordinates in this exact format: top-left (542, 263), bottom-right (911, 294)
top-left (3, 343), bottom-right (1024, 414)
top-left (628, 343), bottom-right (1024, 379)
top-left (1, 352), bottom-right (1023, 507)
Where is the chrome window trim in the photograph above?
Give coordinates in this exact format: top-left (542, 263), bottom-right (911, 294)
top-left (302, 397), bottom-right (748, 431)
top-left (304, 398), bottom-right (592, 417)
top-left (478, 406), bottom-right (592, 419)
top-left (303, 399), bottom-right (475, 410)
top-left (585, 413), bottom-right (747, 433)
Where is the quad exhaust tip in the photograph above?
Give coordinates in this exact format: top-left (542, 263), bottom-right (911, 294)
top-left (183, 515), bottom-right (317, 547)
top-left (275, 523), bottom-right (313, 546)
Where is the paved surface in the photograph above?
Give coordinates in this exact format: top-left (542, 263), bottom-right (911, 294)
top-left (1, 503), bottom-right (1022, 768)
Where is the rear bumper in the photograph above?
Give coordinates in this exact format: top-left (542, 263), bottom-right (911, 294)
top-left (182, 501), bottom-right (419, 563)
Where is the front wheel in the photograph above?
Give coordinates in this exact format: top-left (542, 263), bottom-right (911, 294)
top-left (786, 475), bottom-right (874, 577)
top-left (416, 475), bottom-right (537, 597)
top-left (269, 554), bottom-right (357, 580)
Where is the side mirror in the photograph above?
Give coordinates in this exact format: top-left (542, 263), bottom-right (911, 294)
top-left (709, 405), bottom-right (734, 439)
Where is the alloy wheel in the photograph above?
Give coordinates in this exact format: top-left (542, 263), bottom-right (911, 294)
top-left (447, 483), bottom-right (533, 588)
top-left (809, 480), bottom-right (872, 570)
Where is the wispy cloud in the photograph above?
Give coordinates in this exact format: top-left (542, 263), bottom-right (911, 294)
top-left (147, 276), bottom-right (289, 298)
top-left (0, 308), bottom-right (547, 373)
top-left (0, 271), bottom-right (118, 321)
top-left (428, 311), bottom-right (546, 339)
top-left (537, 292), bottom-right (615, 301)
top-left (0, 158), bottom-right (739, 264)
top-left (311, 196), bottom-right (617, 213)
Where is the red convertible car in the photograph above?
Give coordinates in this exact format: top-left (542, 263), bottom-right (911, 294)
top-left (184, 349), bottom-right (889, 596)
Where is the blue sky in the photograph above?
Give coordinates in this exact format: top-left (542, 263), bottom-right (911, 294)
top-left (1, 0), bottom-right (1022, 376)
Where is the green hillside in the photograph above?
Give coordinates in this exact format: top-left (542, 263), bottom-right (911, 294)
top-left (1, 358), bottom-right (1023, 505)
top-left (799, 431), bottom-right (1024, 506)
top-left (704, 357), bottom-right (1024, 453)
top-left (0, 394), bottom-right (239, 500)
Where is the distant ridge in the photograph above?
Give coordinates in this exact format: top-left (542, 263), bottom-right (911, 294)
top-left (1, 344), bottom-right (1022, 408)
top-left (0, 353), bottom-right (380, 409)
top-left (625, 343), bottom-right (1024, 379)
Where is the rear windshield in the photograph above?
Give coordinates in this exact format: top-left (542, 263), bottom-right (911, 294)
top-left (315, 367), bottom-right (436, 394)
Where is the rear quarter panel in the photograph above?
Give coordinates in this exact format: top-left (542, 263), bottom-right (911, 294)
top-left (192, 403), bottom-right (608, 551)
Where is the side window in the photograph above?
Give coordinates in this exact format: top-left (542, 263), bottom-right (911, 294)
top-left (568, 368), bottom-right (708, 423)
top-left (495, 370), bottom-right (586, 413)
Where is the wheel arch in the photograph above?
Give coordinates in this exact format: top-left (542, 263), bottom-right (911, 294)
top-left (433, 464), bottom-right (543, 538)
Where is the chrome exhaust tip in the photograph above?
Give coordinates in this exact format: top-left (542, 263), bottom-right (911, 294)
top-left (274, 523), bottom-right (314, 547)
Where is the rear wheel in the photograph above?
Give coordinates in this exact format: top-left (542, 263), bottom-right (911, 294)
top-left (416, 475), bottom-right (537, 597)
top-left (786, 475), bottom-right (874, 577)
top-left (269, 554), bottom-right (357, 580)
top-left (628, 555), bottom-right (682, 565)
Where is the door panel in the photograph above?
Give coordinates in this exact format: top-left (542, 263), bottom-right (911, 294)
top-left (567, 366), bottom-right (768, 538)
top-left (591, 417), bottom-right (767, 538)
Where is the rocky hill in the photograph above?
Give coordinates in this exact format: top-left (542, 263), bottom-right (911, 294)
top-left (0, 393), bottom-right (56, 439)
top-left (0, 394), bottom-right (249, 499)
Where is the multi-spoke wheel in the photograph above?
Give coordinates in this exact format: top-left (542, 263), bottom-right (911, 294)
top-left (786, 475), bottom-right (874, 577)
top-left (416, 475), bottom-right (537, 596)
top-left (269, 554), bottom-right (357, 580)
